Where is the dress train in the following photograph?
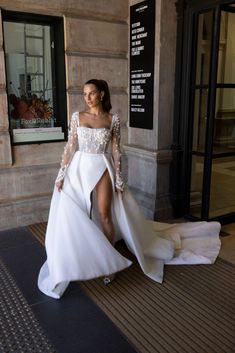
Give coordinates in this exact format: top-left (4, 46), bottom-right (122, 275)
top-left (38, 150), bottom-right (221, 299)
top-left (38, 113), bottom-right (221, 299)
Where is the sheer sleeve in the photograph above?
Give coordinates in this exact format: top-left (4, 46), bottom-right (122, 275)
top-left (111, 114), bottom-right (124, 191)
top-left (55, 112), bottom-right (78, 183)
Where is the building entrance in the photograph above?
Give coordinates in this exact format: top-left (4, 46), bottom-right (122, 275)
top-left (174, 0), bottom-right (235, 223)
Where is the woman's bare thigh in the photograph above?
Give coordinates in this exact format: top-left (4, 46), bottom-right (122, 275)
top-left (95, 169), bottom-right (113, 213)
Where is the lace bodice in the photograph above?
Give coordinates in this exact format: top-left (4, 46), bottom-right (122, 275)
top-left (77, 127), bottom-right (111, 154)
top-left (56, 112), bottom-right (124, 191)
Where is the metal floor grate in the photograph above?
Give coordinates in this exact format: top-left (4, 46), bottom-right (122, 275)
top-left (0, 258), bottom-right (55, 353)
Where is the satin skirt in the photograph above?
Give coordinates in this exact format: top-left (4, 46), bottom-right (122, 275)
top-left (38, 151), bottom-right (221, 299)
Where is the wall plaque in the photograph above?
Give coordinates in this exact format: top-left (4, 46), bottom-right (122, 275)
top-left (130, 0), bottom-right (155, 129)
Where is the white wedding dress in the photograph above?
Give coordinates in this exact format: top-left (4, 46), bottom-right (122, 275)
top-left (38, 112), bottom-right (221, 299)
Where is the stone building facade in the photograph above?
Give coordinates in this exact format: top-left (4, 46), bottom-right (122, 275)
top-left (0, 0), bottom-right (177, 230)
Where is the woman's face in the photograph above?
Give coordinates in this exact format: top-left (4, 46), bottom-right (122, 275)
top-left (83, 84), bottom-right (103, 109)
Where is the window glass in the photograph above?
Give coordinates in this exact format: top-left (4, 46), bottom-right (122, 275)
top-left (195, 11), bottom-right (213, 85)
top-left (214, 88), bottom-right (235, 153)
top-left (3, 17), bottom-right (66, 143)
top-left (192, 88), bottom-right (208, 152)
top-left (217, 11), bottom-right (235, 84)
top-left (209, 156), bottom-right (235, 218)
top-left (190, 155), bottom-right (204, 218)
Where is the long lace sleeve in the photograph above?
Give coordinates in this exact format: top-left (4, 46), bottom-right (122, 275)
top-left (111, 114), bottom-right (124, 191)
top-left (55, 112), bottom-right (78, 183)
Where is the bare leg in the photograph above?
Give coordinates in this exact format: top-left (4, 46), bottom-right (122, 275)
top-left (96, 170), bottom-right (116, 285)
top-left (96, 169), bottom-right (115, 245)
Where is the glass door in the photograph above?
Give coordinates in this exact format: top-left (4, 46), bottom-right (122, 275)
top-left (189, 3), bottom-right (235, 222)
top-left (210, 6), bottom-right (235, 218)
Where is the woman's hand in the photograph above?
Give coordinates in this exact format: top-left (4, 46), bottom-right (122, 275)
top-left (55, 179), bottom-right (64, 192)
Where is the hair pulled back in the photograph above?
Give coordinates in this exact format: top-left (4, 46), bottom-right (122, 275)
top-left (85, 79), bottom-right (112, 113)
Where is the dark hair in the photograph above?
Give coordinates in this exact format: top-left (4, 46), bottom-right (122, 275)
top-left (85, 79), bottom-right (112, 112)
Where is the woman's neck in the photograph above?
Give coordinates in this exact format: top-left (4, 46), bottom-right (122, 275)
top-left (89, 107), bottom-right (105, 117)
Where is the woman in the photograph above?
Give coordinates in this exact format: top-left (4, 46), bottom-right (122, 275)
top-left (38, 79), bottom-right (221, 299)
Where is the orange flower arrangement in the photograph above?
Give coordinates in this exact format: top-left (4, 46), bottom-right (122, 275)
top-left (9, 94), bottom-right (53, 121)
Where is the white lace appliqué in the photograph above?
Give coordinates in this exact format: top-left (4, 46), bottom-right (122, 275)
top-left (55, 112), bottom-right (78, 183)
top-left (55, 113), bottom-right (124, 191)
top-left (111, 115), bottom-right (124, 191)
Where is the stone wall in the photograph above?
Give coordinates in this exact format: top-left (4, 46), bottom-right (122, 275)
top-left (0, 0), bottom-right (128, 230)
top-left (125, 0), bottom-right (177, 219)
top-left (0, 0), bottom-right (178, 229)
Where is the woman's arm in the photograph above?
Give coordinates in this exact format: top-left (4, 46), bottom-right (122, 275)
top-left (111, 115), bottom-right (124, 192)
top-left (55, 112), bottom-right (78, 187)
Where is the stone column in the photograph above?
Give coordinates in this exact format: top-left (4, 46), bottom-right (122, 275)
top-left (125, 0), bottom-right (177, 220)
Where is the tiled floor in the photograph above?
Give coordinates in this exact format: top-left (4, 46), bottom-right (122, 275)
top-left (220, 222), bottom-right (235, 265)
top-left (190, 158), bottom-right (235, 218)
top-left (221, 222), bottom-right (235, 236)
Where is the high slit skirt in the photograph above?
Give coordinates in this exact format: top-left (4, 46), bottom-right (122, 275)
top-left (38, 151), bottom-right (221, 299)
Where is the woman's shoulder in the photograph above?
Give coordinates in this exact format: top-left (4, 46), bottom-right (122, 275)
top-left (111, 112), bottom-right (120, 126)
top-left (71, 111), bottom-right (89, 116)
top-left (78, 111), bottom-right (89, 117)
top-left (71, 111), bottom-right (89, 126)
top-left (71, 111), bottom-right (79, 120)
top-left (110, 112), bottom-right (119, 120)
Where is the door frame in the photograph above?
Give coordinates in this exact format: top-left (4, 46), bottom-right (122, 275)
top-left (171, 0), bottom-right (235, 224)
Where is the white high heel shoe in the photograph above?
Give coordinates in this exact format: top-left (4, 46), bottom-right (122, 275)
top-left (103, 274), bottom-right (115, 285)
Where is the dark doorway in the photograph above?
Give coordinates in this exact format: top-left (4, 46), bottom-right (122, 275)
top-left (173, 0), bottom-right (235, 224)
